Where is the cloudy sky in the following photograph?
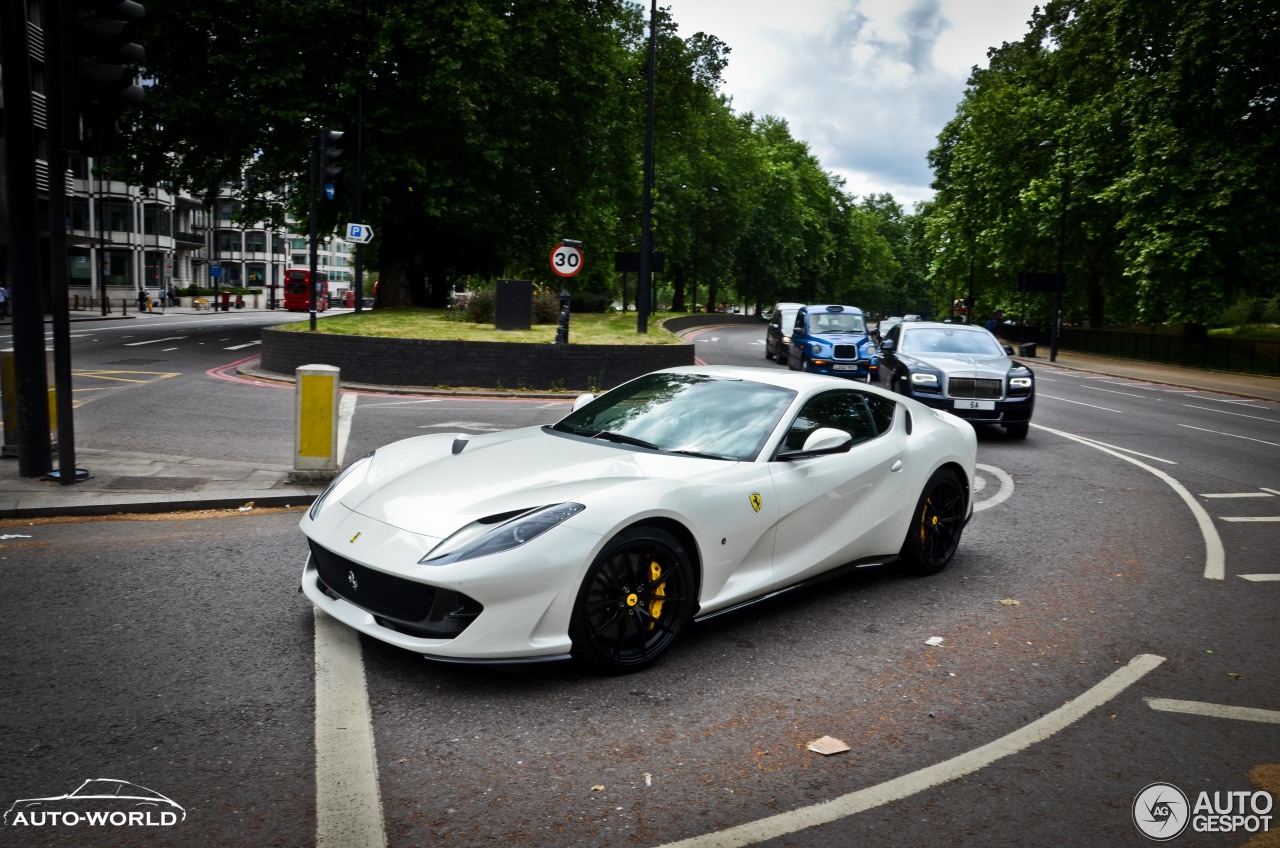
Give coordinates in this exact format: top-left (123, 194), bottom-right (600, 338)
top-left (667, 0), bottom-right (1042, 207)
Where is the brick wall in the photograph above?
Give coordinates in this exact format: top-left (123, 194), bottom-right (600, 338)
top-left (260, 328), bottom-right (695, 391)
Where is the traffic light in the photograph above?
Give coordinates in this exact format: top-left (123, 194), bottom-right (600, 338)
top-left (59, 0), bottom-right (146, 155)
top-left (320, 129), bottom-right (344, 181)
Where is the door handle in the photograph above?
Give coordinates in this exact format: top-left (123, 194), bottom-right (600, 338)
top-left (890, 459), bottom-right (903, 472)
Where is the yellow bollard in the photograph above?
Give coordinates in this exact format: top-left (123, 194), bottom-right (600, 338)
top-left (290, 364), bottom-right (340, 483)
top-left (1, 350), bottom-right (56, 457)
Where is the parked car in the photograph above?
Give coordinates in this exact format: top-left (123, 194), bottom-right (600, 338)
top-left (879, 320), bottom-right (1035, 438)
top-left (786, 304), bottom-right (881, 382)
top-left (299, 365), bottom-right (976, 673)
top-left (764, 302), bottom-right (805, 361)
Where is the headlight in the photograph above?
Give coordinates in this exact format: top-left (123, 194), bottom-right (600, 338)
top-left (1010, 376), bottom-right (1033, 388)
top-left (910, 372), bottom-right (939, 385)
top-left (421, 503), bottom-right (585, 565)
top-left (810, 341), bottom-right (822, 355)
top-left (308, 451), bottom-right (375, 520)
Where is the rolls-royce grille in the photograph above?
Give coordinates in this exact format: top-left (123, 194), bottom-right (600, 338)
top-left (948, 377), bottom-right (1003, 399)
top-left (310, 542), bottom-right (436, 621)
top-left (834, 344), bottom-right (861, 359)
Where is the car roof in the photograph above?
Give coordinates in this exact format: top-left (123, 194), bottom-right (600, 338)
top-left (800, 304), bottom-right (863, 314)
top-left (901, 320), bottom-right (988, 332)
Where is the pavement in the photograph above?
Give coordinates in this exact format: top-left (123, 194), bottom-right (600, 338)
top-left (1, 311), bottom-right (1278, 519)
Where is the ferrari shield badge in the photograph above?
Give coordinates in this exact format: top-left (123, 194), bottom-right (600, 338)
top-left (749, 493), bottom-right (763, 513)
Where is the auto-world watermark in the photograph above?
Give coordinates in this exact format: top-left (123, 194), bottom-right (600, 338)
top-left (1133, 781), bottom-right (1273, 841)
top-left (5, 779), bottom-right (185, 829)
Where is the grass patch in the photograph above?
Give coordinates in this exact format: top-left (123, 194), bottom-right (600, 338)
top-left (275, 307), bottom-right (685, 345)
top-left (1209, 325), bottom-right (1280, 342)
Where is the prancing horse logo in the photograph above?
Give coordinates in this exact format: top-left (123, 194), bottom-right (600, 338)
top-left (749, 492), bottom-right (763, 513)
top-left (347, 570), bottom-right (358, 591)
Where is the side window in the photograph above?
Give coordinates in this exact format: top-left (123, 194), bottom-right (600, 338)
top-left (886, 325), bottom-right (902, 348)
top-left (782, 390), bottom-right (894, 451)
top-left (793, 311), bottom-right (807, 336)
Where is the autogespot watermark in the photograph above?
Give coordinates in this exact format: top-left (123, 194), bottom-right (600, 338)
top-left (4, 779), bottom-right (185, 829)
top-left (1133, 781), bottom-right (1273, 841)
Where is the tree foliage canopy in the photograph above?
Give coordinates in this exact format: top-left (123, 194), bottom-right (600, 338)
top-left (924, 0), bottom-right (1279, 327)
top-left (121, 0), bottom-right (909, 315)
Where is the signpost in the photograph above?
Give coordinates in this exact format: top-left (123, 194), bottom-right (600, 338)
top-left (549, 242), bottom-right (583, 278)
top-left (345, 223), bottom-right (374, 244)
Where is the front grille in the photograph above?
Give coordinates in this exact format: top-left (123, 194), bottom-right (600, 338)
top-left (834, 344), bottom-right (862, 359)
top-left (947, 377), bottom-right (1003, 399)
top-left (311, 542), bottom-right (436, 621)
top-left (309, 542), bottom-right (483, 639)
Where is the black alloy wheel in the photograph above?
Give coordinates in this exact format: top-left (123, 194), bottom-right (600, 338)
top-left (898, 468), bottom-right (967, 575)
top-left (570, 526), bottom-right (695, 673)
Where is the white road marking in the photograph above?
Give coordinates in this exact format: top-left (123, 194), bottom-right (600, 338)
top-left (365, 398), bottom-right (442, 407)
top-left (1221, 516), bottom-right (1280, 523)
top-left (1185, 395), bottom-right (1268, 408)
top-left (224, 340), bottom-right (261, 350)
top-left (161, 347), bottom-right (179, 352)
top-left (1240, 574), bottom-right (1280, 582)
top-left (1200, 492), bottom-right (1274, 498)
top-left (123, 336), bottom-right (187, 346)
top-left (1145, 698), bottom-right (1280, 724)
top-left (1177, 423), bottom-right (1280, 448)
top-left (1060, 434), bottom-right (1176, 465)
top-left (973, 464), bottom-right (1014, 512)
top-left (337, 393), bottom-right (357, 465)
top-left (1182, 404), bottom-right (1277, 422)
top-left (655, 655), bottom-right (1166, 848)
top-left (1036, 393), bottom-right (1121, 413)
top-left (314, 609), bottom-right (387, 848)
top-left (1084, 385), bottom-right (1147, 398)
top-left (1034, 423), bottom-right (1225, 580)
top-left (1264, 488), bottom-right (1280, 496)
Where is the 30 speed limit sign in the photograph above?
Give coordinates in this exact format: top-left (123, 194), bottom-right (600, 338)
top-left (549, 242), bottom-right (584, 278)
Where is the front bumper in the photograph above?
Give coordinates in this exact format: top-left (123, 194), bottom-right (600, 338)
top-left (300, 505), bottom-right (601, 661)
top-left (803, 358), bottom-right (877, 379)
top-left (905, 389), bottom-right (1034, 424)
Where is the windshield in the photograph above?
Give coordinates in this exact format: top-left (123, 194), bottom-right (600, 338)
top-left (552, 373), bottom-right (796, 461)
top-left (810, 312), bottom-right (865, 334)
top-left (902, 327), bottom-right (1004, 356)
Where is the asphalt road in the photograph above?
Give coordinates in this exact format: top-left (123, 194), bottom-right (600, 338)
top-left (2, 319), bottom-right (1276, 847)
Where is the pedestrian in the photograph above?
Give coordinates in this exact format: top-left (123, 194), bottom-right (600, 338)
top-left (0, 283), bottom-right (9, 319)
top-left (137, 287), bottom-right (148, 313)
top-left (168, 286), bottom-right (179, 307)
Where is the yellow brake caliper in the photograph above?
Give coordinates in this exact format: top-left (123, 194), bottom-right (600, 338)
top-left (919, 498), bottom-right (935, 542)
top-left (647, 560), bottom-right (665, 631)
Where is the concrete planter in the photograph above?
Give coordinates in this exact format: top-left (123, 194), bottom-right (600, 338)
top-left (260, 328), bottom-right (695, 392)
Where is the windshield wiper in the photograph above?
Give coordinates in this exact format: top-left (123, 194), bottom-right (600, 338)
top-left (591, 431), bottom-right (659, 450)
top-left (664, 448), bottom-right (733, 460)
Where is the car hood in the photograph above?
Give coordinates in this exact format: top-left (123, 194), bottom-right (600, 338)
top-left (336, 427), bottom-right (728, 538)
top-left (907, 352), bottom-right (1010, 377)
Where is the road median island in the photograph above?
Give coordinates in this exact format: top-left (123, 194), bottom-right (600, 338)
top-left (260, 308), bottom-right (721, 392)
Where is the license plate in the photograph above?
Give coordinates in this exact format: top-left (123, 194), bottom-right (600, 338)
top-left (955, 399), bottom-right (995, 410)
top-left (833, 364), bottom-right (860, 371)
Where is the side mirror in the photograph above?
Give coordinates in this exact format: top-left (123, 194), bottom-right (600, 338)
top-left (879, 338), bottom-right (895, 351)
top-left (571, 393), bottom-right (595, 411)
top-left (778, 427), bottom-right (853, 460)
top-left (1003, 345), bottom-right (1014, 355)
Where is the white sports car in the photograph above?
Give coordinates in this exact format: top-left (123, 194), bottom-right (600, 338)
top-left (300, 366), bottom-right (977, 672)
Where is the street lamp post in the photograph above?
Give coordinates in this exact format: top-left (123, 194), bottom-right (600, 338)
top-left (1039, 138), bottom-right (1070, 362)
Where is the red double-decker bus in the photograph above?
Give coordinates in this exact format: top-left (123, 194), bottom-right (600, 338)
top-left (283, 269), bottom-right (329, 312)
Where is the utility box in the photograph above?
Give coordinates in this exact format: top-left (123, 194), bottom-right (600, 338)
top-left (494, 279), bottom-right (532, 331)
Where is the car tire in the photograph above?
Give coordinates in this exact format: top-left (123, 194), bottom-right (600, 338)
top-left (569, 525), bottom-right (695, 673)
top-left (765, 343), bottom-right (774, 361)
top-left (870, 369), bottom-right (881, 383)
top-left (898, 468), bottom-right (967, 576)
top-left (1004, 422), bottom-right (1029, 439)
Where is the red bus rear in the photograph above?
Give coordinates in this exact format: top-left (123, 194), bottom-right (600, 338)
top-left (283, 269), bottom-right (329, 312)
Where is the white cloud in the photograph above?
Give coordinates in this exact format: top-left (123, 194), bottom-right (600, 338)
top-left (669, 0), bottom-right (1040, 205)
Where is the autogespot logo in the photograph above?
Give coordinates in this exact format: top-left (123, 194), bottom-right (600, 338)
top-left (4, 779), bottom-right (185, 829)
top-left (1133, 782), bottom-right (1190, 841)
